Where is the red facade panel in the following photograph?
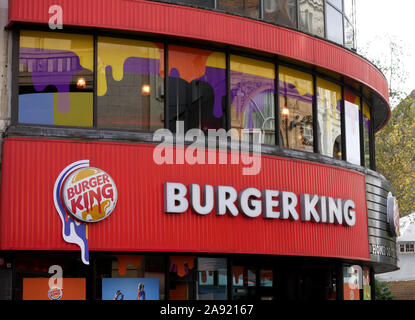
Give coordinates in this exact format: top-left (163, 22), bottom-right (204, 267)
top-left (0, 138), bottom-right (370, 261)
top-left (8, 0), bottom-right (389, 114)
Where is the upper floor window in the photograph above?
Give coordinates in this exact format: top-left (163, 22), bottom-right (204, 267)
top-left (217, 0), bottom-right (260, 19)
top-left (168, 46), bottom-right (226, 132)
top-left (279, 66), bottom-right (314, 152)
top-left (230, 55), bottom-right (275, 145)
top-left (344, 90), bottom-right (361, 165)
top-left (264, 0), bottom-right (297, 28)
top-left (299, 0), bottom-right (324, 38)
top-left (97, 37), bottom-right (165, 131)
top-left (362, 101), bottom-right (372, 168)
top-left (316, 78), bottom-right (342, 160)
top-left (325, 2), bottom-right (344, 45)
top-left (15, 30), bottom-right (374, 169)
top-left (18, 31), bottom-right (94, 127)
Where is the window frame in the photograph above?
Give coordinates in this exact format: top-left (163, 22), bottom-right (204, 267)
top-left (13, 26), bottom-right (376, 170)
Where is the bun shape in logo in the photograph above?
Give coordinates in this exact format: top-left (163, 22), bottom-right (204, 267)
top-left (62, 167), bottom-right (117, 223)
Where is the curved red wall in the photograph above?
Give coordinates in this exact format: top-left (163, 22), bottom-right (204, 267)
top-left (0, 138), bottom-right (370, 261)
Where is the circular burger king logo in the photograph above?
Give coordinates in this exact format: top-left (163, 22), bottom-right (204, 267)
top-left (48, 287), bottom-right (63, 300)
top-left (62, 167), bottom-right (117, 223)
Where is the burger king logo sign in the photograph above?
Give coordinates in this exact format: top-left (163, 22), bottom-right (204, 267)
top-left (53, 160), bottom-right (118, 265)
top-left (62, 167), bottom-right (117, 223)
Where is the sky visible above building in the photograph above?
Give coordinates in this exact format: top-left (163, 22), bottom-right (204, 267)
top-left (356, 0), bottom-right (415, 98)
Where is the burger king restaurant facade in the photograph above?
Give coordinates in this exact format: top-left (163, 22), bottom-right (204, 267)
top-left (0, 0), bottom-right (399, 301)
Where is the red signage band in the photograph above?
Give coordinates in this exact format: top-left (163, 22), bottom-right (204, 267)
top-left (0, 137), bottom-right (370, 261)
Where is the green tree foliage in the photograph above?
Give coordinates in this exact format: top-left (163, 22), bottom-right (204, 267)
top-left (376, 95), bottom-right (415, 216)
top-left (375, 279), bottom-right (394, 300)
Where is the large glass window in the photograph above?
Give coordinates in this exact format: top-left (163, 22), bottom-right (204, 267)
top-left (298, 0), bottom-right (324, 37)
top-left (217, 0), bottom-right (260, 19)
top-left (263, 0), bottom-right (297, 28)
top-left (17, 30), bottom-right (375, 169)
top-left (95, 254), bottom-right (165, 300)
top-left (344, 90), bottom-right (361, 165)
top-left (362, 101), bottom-right (371, 168)
top-left (230, 55), bottom-right (275, 145)
top-left (326, 3), bottom-right (344, 45)
top-left (168, 46), bottom-right (226, 132)
top-left (279, 66), bottom-right (314, 152)
top-left (197, 258), bottom-right (227, 300)
top-left (18, 31), bottom-right (94, 127)
top-left (97, 37), bottom-right (164, 131)
top-left (317, 78), bottom-right (342, 159)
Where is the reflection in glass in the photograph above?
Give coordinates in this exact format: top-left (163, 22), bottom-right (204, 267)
top-left (344, 20), bottom-right (355, 49)
top-left (168, 46), bottom-right (226, 132)
top-left (230, 55), bottom-right (275, 145)
top-left (326, 4), bottom-right (344, 45)
top-left (217, 0), bottom-right (259, 19)
top-left (264, 0), bottom-right (297, 28)
top-left (279, 66), bottom-right (314, 152)
top-left (18, 31), bottom-right (94, 127)
top-left (327, 0), bottom-right (342, 11)
top-left (344, 91), bottom-right (361, 165)
top-left (232, 265), bottom-right (256, 300)
top-left (97, 37), bottom-right (164, 131)
top-left (363, 102), bottom-right (371, 168)
top-left (343, 0), bottom-right (355, 21)
top-left (317, 78), bottom-right (342, 159)
top-left (299, 0), bottom-right (324, 37)
top-left (197, 258), bottom-right (227, 300)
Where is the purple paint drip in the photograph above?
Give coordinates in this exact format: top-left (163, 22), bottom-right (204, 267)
top-left (279, 80), bottom-right (313, 103)
top-left (196, 67), bottom-right (226, 119)
top-left (20, 47), bottom-right (85, 113)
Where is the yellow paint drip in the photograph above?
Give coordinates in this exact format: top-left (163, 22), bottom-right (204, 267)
top-left (97, 37), bottom-right (161, 96)
top-left (81, 200), bottom-right (111, 221)
top-left (279, 66), bottom-right (313, 97)
top-left (230, 55), bottom-right (275, 79)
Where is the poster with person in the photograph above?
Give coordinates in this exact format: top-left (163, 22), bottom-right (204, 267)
top-left (102, 278), bottom-right (159, 300)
